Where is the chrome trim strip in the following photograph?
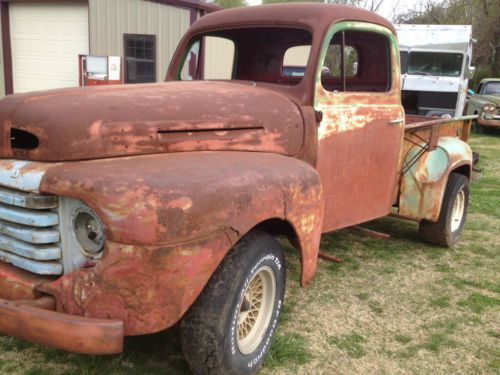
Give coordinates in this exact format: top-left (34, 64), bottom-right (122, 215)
top-left (0, 219), bottom-right (60, 244)
top-left (0, 249), bottom-right (63, 275)
top-left (0, 234), bottom-right (61, 260)
top-left (0, 186), bottom-right (58, 210)
top-left (0, 203), bottom-right (59, 227)
top-left (0, 160), bottom-right (56, 193)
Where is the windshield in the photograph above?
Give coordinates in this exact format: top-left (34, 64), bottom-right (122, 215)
top-left (407, 52), bottom-right (463, 77)
top-left (482, 82), bottom-right (500, 95)
top-left (178, 27), bottom-right (312, 85)
top-left (400, 51), bottom-right (409, 74)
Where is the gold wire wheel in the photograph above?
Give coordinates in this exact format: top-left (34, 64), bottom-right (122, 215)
top-left (237, 266), bottom-right (276, 355)
top-left (450, 188), bottom-right (466, 232)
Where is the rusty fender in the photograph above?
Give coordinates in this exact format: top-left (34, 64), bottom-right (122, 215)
top-left (399, 137), bottom-right (472, 221)
top-left (39, 151), bottom-right (324, 335)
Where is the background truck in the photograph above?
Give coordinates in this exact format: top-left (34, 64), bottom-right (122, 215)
top-left (465, 78), bottom-right (500, 132)
top-left (397, 24), bottom-right (475, 118)
top-left (0, 4), bottom-right (475, 375)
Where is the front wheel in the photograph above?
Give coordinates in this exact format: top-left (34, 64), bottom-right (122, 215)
top-left (419, 173), bottom-right (469, 247)
top-left (181, 230), bottom-right (286, 375)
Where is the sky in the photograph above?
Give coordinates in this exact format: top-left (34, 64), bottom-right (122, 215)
top-left (244, 0), bottom-right (417, 22)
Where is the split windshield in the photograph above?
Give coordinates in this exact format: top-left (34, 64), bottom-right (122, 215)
top-left (482, 82), bottom-right (500, 95)
top-left (178, 27), bottom-right (312, 84)
top-left (400, 51), bottom-right (463, 77)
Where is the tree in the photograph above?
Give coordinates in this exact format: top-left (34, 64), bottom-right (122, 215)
top-left (261, 0), bottom-right (384, 8)
top-left (212, 0), bottom-right (248, 8)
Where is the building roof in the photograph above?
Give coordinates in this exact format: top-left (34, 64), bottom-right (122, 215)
top-left (0, 0), bottom-right (221, 13)
top-left (149, 0), bottom-right (221, 12)
top-left (190, 3), bottom-right (394, 33)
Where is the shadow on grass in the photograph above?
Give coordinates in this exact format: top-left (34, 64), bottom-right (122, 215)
top-left (0, 327), bottom-right (190, 375)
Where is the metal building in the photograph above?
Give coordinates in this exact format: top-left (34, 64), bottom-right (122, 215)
top-left (0, 0), bottom-right (218, 97)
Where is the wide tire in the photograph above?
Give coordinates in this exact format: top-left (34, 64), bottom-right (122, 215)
top-left (180, 230), bottom-right (286, 375)
top-left (419, 173), bottom-right (469, 247)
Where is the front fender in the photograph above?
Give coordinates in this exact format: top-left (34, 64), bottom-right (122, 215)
top-left (399, 137), bottom-right (472, 221)
top-left (39, 152), bottom-right (324, 334)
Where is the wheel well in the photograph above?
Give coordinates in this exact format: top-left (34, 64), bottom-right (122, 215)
top-left (254, 218), bottom-right (300, 248)
top-left (451, 164), bottom-right (471, 179)
top-left (253, 219), bottom-right (302, 280)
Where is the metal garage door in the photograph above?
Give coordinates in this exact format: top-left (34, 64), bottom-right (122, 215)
top-left (10, 3), bottom-right (89, 93)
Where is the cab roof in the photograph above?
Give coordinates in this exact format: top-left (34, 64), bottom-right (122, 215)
top-left (480, 78), bottom-right (500, 83)
top-left (190, 3), bottom-right (395, 35)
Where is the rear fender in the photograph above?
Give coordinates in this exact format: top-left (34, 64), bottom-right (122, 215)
top-left (399, 137), bottom-right (472, 221)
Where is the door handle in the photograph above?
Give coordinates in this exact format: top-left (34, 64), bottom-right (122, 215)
top-left (389, 117), bottom-right (404, 125)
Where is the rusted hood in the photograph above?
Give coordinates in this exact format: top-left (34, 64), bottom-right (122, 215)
top-left (0, 81), bottom-right (304, 161)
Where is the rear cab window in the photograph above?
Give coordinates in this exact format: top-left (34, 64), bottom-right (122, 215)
top-left (177, 27), bottom-right (312, 86)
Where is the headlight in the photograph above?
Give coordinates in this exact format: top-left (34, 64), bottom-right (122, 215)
top-left (483, 103), bottom-right (496, 112)
top-left (72, 206), bottom-right (105, 257)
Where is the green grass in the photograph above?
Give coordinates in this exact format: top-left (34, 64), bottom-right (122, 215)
top-left (1, 131), bottom-right (499, 374)
top-left (329, 334), bottom-right (367, 358)
top-left (265, 333), bottom-right (312, 369)
top-left (458, 293), bottom-right (500, 314)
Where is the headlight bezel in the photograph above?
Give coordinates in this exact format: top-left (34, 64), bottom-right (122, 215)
top-left (71, 205), bottom-right (106, 259)
top-left (482, 103), bottom-right (496, 112)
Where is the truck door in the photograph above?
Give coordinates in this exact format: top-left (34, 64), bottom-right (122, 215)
top-left (315, 22), bottom-right (405, 232)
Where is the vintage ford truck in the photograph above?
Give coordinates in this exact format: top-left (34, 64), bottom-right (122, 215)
top-left (0, 4), bottom-right (476, 375)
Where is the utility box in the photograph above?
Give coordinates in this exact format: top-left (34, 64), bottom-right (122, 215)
top-left (80, 55), bottom-right (123, 86)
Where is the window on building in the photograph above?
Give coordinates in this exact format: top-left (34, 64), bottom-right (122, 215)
top-left (124, 34), bottom-right (156, 84)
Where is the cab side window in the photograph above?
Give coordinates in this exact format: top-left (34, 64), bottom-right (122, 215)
top-left (321, 30), bottom-right (391, 93)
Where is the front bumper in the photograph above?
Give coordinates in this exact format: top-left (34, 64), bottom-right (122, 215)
top-left (0, 263), bottom-right (124, 355)
top-left (479, 113), bottom-right (500, 127)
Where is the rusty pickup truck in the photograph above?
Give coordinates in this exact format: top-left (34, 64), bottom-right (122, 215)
top-left (0, 4), bottom-right (476, 375)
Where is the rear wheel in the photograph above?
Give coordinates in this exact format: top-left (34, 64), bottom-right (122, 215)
top-left (181, 230), bottom-right (286, 375)
top-left (419, 173), bottom-right (469, 247)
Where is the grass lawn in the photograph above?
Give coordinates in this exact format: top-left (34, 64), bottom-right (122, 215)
top-left (1, 132), bottom-right (499, 375)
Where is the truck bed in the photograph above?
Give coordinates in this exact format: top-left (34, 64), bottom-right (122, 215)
top-left (400, 114), bottom-right (476, 177)
top-left (404, 114), bottom-right (476, 144)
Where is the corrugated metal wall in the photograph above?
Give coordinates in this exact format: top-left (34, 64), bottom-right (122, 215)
top-left (204, 36), bottom-right (234, 80)
top-left (0, 14), bottom-right (5, 97)
top-left (89, 0), bottom-right (191, 82)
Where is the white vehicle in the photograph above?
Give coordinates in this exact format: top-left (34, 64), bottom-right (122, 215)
top-left (396, 24), bottom-right (475, 118)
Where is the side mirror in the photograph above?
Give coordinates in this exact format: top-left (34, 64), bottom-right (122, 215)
top-left (466, 66), bottom-right (476, 79)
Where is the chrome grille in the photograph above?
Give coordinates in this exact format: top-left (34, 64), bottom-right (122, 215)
top-left (0, 186), bottom-right (62, 275)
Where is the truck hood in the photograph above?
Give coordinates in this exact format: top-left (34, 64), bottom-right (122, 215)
top-left (477, 94), bottom-right (500, 105)
top-left (0, 81), bottom-right (304, 162)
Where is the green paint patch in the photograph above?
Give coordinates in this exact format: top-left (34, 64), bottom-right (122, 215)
top-left (458, 293), bottom-right (500, 313)
top-left (264, 333), bottom-right (312, 369)
top-left (329, 333), bottom-right (367, 358)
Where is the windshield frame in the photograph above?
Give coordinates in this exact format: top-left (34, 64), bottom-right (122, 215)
top-left (405, 50), bottom-right (465, 78)
top-left (481, 81), bottom-right (500, 95)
